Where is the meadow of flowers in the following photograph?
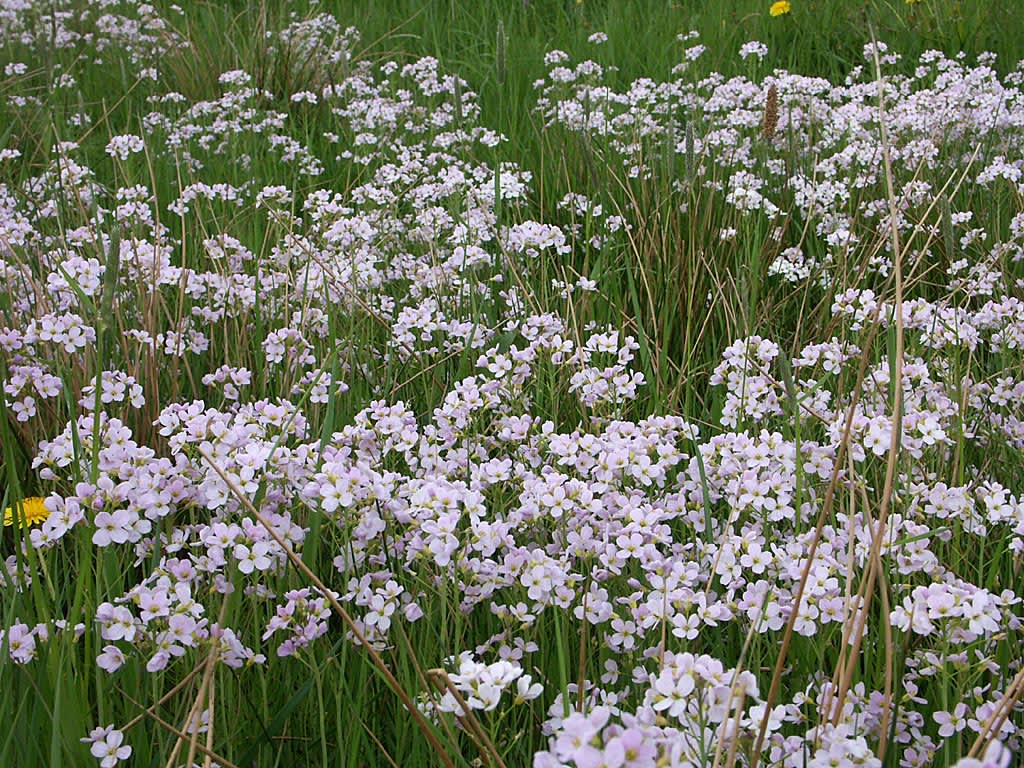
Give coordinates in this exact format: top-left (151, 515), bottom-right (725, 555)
top-left (2, 1), bottom-right (1024, 766)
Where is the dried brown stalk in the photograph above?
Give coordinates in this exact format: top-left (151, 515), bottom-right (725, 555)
top-left (826, 26), bottom-right (905, 731)
top-left (968, 666), bottom-right (1024, 759)
top-left (117, 688), bottom-right (242, 768)
top-left (427, 668), bottom-right (507, 768)
top-left (198, 447), bottom-right (457, 768)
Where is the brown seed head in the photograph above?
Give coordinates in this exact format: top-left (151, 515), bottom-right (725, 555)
top-left (762, 83), bottom-right (779, 140)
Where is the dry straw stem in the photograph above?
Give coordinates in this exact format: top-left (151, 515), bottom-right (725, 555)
top-left (841, 463), bottom-right (897, 757)
top-left (121, 664), bottom-right (203, 732)
top-left (117, 688), bottom-right (242, 768)
top-left (779, 32), bottom-right (984, 758)
top-left (172, 597), bottom-right (228, 768)
top-left (967, 665), bottom-right (1024, 759)
top-left (724, 690), bottom-right (746, 768)
top-left (198, 448), bottom-right (457, 768)
top-left (428, 668), bottom-right (508, 768)
top-left (357, 714), bottom-right (402, 768)
top-left (709, 678), bottom-right (744, 768)
top-left (873, 554), bottom-right (894, 759)
top-left (388, 618), bottom-right (466, 762)
top-left (711, 593), bottom-right (774, 768)
top-left (824, 28), bottom-right (906, 740)
top-left (203, 678), bottom-right (216, 768)
top-left (748, 265), bottom-right (891, 767)
top-left (577, 586), bottom-right (590, 713)
top-left (819, 29), bottom-right (988, 761)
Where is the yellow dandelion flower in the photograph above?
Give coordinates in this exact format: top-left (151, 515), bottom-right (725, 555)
top-left (770, 1), bottom-right (792, 16)
top-left (3, 496), bottom-right (49, 528)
